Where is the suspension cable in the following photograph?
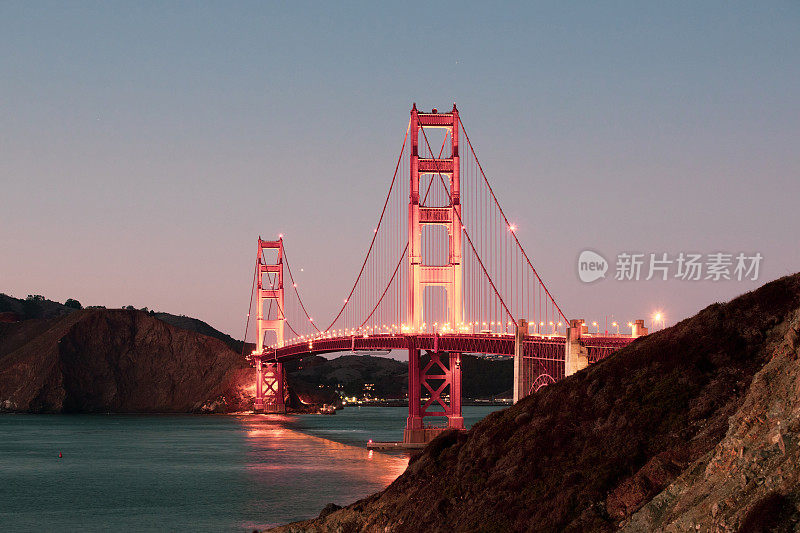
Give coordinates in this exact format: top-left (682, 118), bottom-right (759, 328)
top-left (459, 117), bottom-right (568, 322)
top-left (358, 131), bottom-right (450, 329)
top-left (249, 254), bottom-right (302, 354)
top-left (323, 120), bottom-right (411, 332)
top-left (281, 243), bottom-right (322, 333)
top-left (359, 246), bottom-right (408, 328)
top-left (419, 124), bottom-right (516, 323)
top-left (240, 257), bottom-right (258, 359)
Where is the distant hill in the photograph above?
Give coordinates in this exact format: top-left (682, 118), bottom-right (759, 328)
top-left (288, 354), bottom-right (407, 399)
top-left (0, 308), bottom-right (252, 413)
top-left (286, 352), bottom-right (512, 401)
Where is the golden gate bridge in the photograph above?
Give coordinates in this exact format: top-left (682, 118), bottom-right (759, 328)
top-left (243, 104), bottom-right (647, 445)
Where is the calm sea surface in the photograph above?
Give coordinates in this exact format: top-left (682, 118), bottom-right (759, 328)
top-left (0, 406), bottom-right (503, 532)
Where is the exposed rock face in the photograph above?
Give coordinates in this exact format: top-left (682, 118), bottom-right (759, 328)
top-left (623, 307), bottom-right (800, 532)
top-left (0, 309), bottom-right (253, 413)
top-left (271, 274), bottom-right (800, 532)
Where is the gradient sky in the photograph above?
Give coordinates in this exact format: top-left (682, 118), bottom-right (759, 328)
top-left (2, 1), bottom-right (799, 339)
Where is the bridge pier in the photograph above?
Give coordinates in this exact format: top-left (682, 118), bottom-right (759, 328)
top-left (405, 347), bottom-right (422, 434)
top-left (513, 319), bottom-right (528, 404)
top-left (253, 357), bottom-right (286, 414)
top-left (565, 319), bottom-right (589, 377)
top-left (254, 355), bottom-right (264, 411)
top-left (403, 345), bottom-right (464, 444)
top-left (632, 319), bottom-right (648, 338)
top-left (448, 351), bottom-right (464, 429)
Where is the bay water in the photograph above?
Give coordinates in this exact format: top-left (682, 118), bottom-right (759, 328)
top-left (0, 406), bottom-right (502, 532)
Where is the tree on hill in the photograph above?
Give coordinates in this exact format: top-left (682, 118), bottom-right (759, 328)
top-left (64, 298), bottom-right (82, 309)
top-left (22, 295), bottom-right (45, 319)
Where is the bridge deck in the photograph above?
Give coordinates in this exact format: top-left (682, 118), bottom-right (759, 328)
top-left (261, 333), bottom-right (636, 363)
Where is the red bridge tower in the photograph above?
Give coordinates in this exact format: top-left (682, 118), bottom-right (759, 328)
top-left (405, 104), bottom-right (465, 443)
top-left (252, 237), bottom-right (287, 413)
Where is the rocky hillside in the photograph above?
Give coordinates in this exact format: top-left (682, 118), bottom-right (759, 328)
top-left (0, 308), bottom-right (253, 413)
top-left (274, 273), bottom-right (800, 532)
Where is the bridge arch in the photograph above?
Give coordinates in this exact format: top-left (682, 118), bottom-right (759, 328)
top-left (529, 372), bottom-right (556, 394)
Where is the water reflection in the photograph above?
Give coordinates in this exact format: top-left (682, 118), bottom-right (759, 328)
top-left (236, 414), bottom-right (408, 529)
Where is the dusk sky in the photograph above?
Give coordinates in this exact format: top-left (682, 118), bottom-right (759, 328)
top-left (2, 2), bottom-right (799, 339)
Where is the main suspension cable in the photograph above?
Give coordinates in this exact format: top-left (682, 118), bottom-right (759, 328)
top-left (282, 243), bottom-right (322, 333)
top-left (323, 121), bottom-right (411, 332)
top-left (459, 117), bottom-right (568, 322)
top-left (358, 130), bottom-right (450, 329)
top-left (419, 124), bottom-right (516, 323)
top-left (241, 257), bottom-right (258, 359)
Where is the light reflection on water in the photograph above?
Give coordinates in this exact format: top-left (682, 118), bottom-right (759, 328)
top-left (236, 414), bottom-right (409, 530)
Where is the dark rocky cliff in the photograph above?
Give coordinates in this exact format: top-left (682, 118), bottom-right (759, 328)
top-left (0, 308), bottom-right (253, 413)
top-left (273, 273), bottom-right (800, 533)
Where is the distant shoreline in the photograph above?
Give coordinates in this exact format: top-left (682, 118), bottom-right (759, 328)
top-left (341, 399), bottom-right (511, 408)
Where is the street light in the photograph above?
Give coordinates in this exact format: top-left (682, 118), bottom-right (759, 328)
top-left (652, 312), bottom-right (665, 330)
